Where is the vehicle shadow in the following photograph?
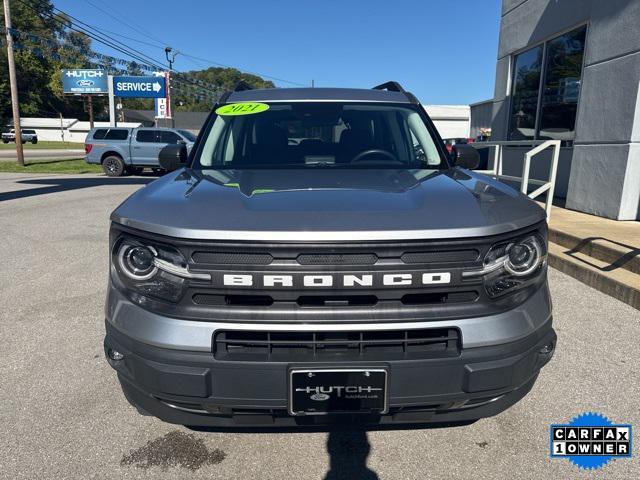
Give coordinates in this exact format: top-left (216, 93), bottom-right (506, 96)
top-left (323, 429), bottom-right (378, 480)
top-left (565, 236), bottom-right (640, 272)
top-left (187, 420), bottom-right (475, 479)
top-left (0, 176), bottom-right (154, 203)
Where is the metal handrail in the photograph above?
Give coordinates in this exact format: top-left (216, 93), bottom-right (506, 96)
top-left (472, 140), bottom-right (561, 221)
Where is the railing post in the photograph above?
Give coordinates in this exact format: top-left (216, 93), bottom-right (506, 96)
top-left (469, 140), bottom-right (560, 221)
top-left (544, 140), bottom-right (561, 221)
top-left (521, 150), bottom-right (532, 194)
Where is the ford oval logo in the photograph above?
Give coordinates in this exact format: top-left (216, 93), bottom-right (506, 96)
top-left (77, 80), bottom-right (94, 87)
top-left (310, 393), bottom-right (329, 401)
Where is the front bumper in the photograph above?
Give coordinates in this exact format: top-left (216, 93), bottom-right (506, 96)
top-left (104, 303), bottom-right (556, 427)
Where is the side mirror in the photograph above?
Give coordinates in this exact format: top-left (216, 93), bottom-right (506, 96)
top-left (451, 144), bottom-right (480, 170)
top-left (159, 144), bottom-right (187, 171)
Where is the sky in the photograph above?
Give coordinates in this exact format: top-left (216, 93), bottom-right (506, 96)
top-left (54, 0), bottom-right (502, 105)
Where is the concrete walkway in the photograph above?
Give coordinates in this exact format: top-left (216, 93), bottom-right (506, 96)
top-left (549, 206), bottom-right (640, 249)
top-left (547, 205), bottom-right (640, 310)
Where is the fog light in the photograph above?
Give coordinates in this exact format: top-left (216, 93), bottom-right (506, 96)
top-left (108, 349), bottom-right (124, 361)
top-left (539, 343), bottom-right (554, 355)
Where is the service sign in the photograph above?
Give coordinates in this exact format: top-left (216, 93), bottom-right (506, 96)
top-left (62, 69), bottom-right (108, 94)
top-left (113, 76), bottom-right (167, 98)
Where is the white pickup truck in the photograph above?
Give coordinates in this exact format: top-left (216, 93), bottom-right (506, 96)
top-left (2, 129), bottom-right (38, 144)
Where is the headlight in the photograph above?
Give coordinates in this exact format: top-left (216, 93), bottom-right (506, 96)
top-left (112, 236), bottom-right (210, 303)
top-left (118, 245), bottom-right (158, 280)
top-left (463, 233), bottom-right (547, 298)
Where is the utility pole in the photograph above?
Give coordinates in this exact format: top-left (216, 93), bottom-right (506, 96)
top-left (165, 47), bottom-right (178, 128)
top-left (3, 0), bottom-right (24, 166)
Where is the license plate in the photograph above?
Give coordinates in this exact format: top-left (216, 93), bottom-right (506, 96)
top-left (289, 368), bottom-right (388, 416)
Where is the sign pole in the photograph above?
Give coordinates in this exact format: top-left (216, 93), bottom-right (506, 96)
top-left (87, 96), bottom-right (94, 129)
top-left (108, 75), bottom-right (116, 127)
top-left (166, 71), bottom-right (174, 128)
top-left (3, 0), bottom-right (24, 166)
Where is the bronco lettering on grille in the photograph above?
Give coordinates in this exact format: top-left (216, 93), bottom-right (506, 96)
top-left (222, 272), bottom-right (451, 287)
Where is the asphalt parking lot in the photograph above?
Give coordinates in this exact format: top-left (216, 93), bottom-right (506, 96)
top-left (0, 172), bottom-right (638, 480)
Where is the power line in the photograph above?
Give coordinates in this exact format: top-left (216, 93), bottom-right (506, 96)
top-left (179, 52), bottom-right (308, 87)
top-left (18, 0), bottom-right (220, 96)
top-left (56, 0), bottom-right (307, 87)
top-left (17, 0), bottom-right (307, 97)
top-left (18, 0), bottom-right (167, 68)
top-left (88, 26), bottom-right (165, 50)
top-left (83, 0), bottom-right (168, 48)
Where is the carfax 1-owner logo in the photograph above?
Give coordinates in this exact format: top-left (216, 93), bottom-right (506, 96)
top-left (550, 412), bottom-right (632, 470)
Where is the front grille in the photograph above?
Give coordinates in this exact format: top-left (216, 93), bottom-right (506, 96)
top-left (192, 251), bottom-right (273, 265)
top-left (401, 250), bottom-right (479, 264)
top-left (193, 290), bottom-right (479, 308)
top-left (113, 221), bottom-right (546, 323)
top-left (297, 253), bottom-right (378, 265)
top-left (213, 328), bottom-right (461, 361)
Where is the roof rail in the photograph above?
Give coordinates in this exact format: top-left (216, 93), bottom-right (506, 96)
top-left (217, 81), bottom-right (254, 104)
top-left (372, 81), bottom-right (407, 93)
top-left (233, 81), bottom-right (253, 92)
top-left (372, 81), bottom-right (419, 105)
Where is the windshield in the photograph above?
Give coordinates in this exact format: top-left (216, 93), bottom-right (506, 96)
top-left (195, 102), bottom-right (446, 169)
top-left (178, 130), bottom-right (197, 141)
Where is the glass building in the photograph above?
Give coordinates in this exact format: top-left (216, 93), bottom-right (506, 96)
top-left (488, 0), bottom-right (640, 220)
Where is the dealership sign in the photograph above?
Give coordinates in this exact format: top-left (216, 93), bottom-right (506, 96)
top-left (113, 76), bottom-right (166, 98)
top-left (62, 69), bottom-right (108, 94)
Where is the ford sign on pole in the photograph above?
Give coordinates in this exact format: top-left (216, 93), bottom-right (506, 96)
top-left (62, 69), bottom-right (108, 94)
top-left (113, 76), bottom-right (167, 98)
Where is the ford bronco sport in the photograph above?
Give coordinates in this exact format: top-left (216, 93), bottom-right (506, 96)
top-left (104, 82), bottom-right (555, 427)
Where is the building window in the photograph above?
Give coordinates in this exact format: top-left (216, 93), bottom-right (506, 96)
top-left (509, 25), bottom-right (587, 142)
top-left (509, 46), bottom-right (543, 140)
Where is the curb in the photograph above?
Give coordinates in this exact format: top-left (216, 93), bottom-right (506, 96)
top-left (549, 228), bottom-right (640, 275)
top-left (548, 241), bottom-right (640, 311)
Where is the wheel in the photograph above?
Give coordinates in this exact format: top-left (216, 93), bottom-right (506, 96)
top-left (2, 140), bottom-right (8, 144)
top-left (31, 138), bottom-right (37, 144)
top-left (126, 166), bottom-right (144, 175)
top-left (102, 155), bottom-right (125, 177)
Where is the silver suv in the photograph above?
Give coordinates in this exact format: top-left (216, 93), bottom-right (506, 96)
top-left (104, 82), bottom-right (555, 428)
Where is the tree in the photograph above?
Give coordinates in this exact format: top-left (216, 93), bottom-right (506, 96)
top-left (1, 0), bottom-right (60, 126)
top-left (172, 67), bottom-right (275, 112)
top-left (1, 0), bottom-right (276, 126)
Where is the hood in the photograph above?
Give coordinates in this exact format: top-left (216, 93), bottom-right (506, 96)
top-left (111, 168), bottom-right (545, 241)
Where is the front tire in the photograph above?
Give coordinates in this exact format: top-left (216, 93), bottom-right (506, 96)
top-left (102, 155), bottom-right (125, 177)
top-left (31, 138), bottom-right (37, 144)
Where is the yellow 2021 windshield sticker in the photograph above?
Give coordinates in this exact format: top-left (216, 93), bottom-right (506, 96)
top-left (215, 102), bottom-right (269, 116)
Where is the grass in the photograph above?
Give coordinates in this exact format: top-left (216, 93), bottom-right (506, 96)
top-left (0, 140), bottom-right (85, 150)
top-left (0, 158), bottom-right (102, 174)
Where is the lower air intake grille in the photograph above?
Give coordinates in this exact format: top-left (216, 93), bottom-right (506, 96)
top-left (213, 328), bottom-right (460, 361)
